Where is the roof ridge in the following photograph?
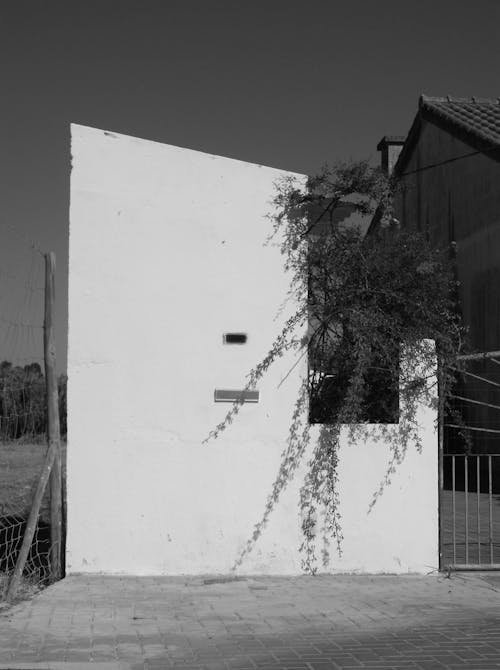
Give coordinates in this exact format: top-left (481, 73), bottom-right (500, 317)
top-left (420, 94), bottom-right (500, 106)
top-left (393, 94), bottom-right (500, 177)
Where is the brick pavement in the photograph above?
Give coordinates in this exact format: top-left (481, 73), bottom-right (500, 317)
top-left (0, 573), bottom-right (499, 669)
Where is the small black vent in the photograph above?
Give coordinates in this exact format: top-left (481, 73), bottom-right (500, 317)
top-left (223, 333), bottom-right (247, 344)
top-left (214, 389), bottom-right (259, 403)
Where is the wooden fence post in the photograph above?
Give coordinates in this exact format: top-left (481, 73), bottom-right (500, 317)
top-left (44, 252), bottom-right (62, 581)
top-left (5, 251), bottom-right (62, 602)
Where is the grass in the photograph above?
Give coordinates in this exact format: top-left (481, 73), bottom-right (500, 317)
top-left (0, 438), bottom-right (67, 605)
top-left (0, 439), bottom-right (67, 523)
top-left (0, 571), bottom-right (45, 606)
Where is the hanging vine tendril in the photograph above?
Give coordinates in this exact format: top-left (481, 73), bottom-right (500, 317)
top-left (206, 161), bottom-right (466, 572)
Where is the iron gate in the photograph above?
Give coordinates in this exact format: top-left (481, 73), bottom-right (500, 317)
top-left (441, 351), bottom-right (500, 570)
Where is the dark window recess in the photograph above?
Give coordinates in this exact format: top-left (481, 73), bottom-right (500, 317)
top-left (308, 345), bottom-right (399, 425)
top-left (214, 389), bottom-right (259, 403)
top-left (306, 202), bottom-right (400, 425)
top-left (223, 333), bottom-right (247, 344)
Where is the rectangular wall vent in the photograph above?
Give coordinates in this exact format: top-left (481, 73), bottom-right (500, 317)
top-left (223, 333), bottom-right (247, 344)
top-left (214, 389), bottom-right (259, 403)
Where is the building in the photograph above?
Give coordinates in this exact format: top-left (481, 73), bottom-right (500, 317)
top-left (66, 124), bottom-right (437, 575)
top-left (373, 96), bottom-right (500, 566)
top-left (375, 95), bottom-right (500, 453)
top-left (383, 95), bottom-right (500, 355)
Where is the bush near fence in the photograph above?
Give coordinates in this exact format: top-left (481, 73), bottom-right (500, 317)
top-left (0, 361), bottom-right (67, 441)
top-left (0, 359), bottom-right (66, 598)
top-left (0, 438), bottom-right (67, 597)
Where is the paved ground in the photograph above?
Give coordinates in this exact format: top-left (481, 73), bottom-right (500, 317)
top-left (0, 573), bottom-right (500, 669)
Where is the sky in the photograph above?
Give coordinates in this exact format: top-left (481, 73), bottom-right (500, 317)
top-left (1, 0), bottom-right (499, 372)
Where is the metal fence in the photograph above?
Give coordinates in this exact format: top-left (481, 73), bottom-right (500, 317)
top-left (441, 351), bottom-right (500, 570)
top-left (441, 454), bottom-right (500, 568)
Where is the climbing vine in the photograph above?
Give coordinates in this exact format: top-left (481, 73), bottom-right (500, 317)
top-left (205, 161), bottom-right (465, 573)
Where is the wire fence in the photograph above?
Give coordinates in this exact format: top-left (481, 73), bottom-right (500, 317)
top-left (445, 351), bottom-right (500, 455)
top-left (0, 225), bottom-right (64, 602)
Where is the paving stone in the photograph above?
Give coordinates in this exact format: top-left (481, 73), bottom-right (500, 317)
top-left (1, 574), bottom-right (500, 668)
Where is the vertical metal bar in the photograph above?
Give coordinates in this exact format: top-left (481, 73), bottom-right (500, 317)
top-left (438, 368), bottom-right (444, 570)
top-left (465, 456), bottom-right (469, 564)
top-left (476, 455), bottom-right (481, 564)
top-left (452, 456), bottom-right (456, 565)
top-left (489, 455), bottom-right (493, 564)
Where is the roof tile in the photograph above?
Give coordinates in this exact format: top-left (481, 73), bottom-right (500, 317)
top-left (420, 95), bottom-right (500, 150)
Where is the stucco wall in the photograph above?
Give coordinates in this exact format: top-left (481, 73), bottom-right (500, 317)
top-left (67, 124), bottom-right (438, 575)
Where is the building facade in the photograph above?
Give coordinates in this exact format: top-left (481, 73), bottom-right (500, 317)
top-left (66, 124), bottom-right (438, 575)
top-left (383, 96), bottom-right (500, 453)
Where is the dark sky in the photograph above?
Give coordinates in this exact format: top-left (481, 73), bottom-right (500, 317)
top-left (1, 0), bottom-right (499, 371)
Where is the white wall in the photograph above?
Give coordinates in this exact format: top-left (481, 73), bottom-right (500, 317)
top-left (67, 124), bottom-right (438, 575)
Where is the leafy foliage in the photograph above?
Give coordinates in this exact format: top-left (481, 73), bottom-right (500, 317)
top-left (207, 161), bottom-right (465, 573)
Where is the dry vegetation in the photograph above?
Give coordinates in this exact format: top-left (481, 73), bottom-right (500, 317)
top-left (0, 439), bottom-right (66, 522)
top-left (0, 439), bottom-right (67, 604)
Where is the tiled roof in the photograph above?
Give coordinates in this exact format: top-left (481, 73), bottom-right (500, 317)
top-left (419, 95), bottom-right (500, 150)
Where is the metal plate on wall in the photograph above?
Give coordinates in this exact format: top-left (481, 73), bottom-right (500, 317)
top-left (214, 389), bottom-right (259, 403)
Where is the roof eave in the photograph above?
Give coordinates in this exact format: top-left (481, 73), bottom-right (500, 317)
top-left (394, 97), bottom-right (500, 177)
top-left (392, 111), bottom-right (422, 177)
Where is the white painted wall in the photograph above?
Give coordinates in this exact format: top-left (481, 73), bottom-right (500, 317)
top-left (67, 124), bottom-right (438, 575)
